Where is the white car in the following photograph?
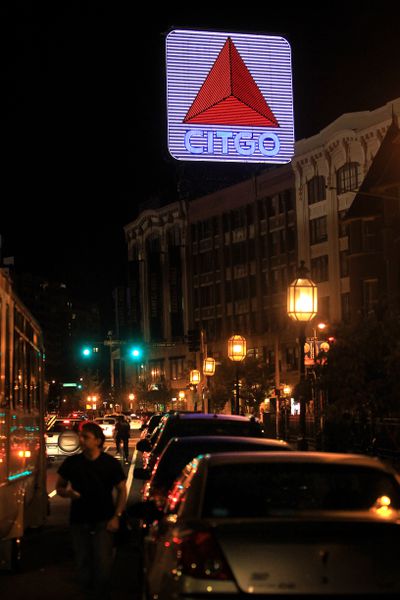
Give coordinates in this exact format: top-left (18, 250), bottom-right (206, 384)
top-left (94, 417), bottom-right (117, 439)
top-left (128, 414), bottom-right (143, 430)
top-left (45, 418), bottom-right (82, 459)
top-left (141, 452), bottom-right (400, 598)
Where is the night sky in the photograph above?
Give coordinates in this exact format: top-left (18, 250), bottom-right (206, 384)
top-left (1, 5), bottom-right (399, 326)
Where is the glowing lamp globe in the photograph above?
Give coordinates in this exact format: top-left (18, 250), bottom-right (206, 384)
top-left (189, 369), bottom-right (201, 385)
top-left (203, 357), bottom-right (216, 376)
top-left (287, 275), bottom-right (318, 322)
top-left (227, 335), bottom-right (247, 362)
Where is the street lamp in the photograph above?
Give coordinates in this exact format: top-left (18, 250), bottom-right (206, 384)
top-left (203, 357), bottom-right (216, 413)
top-left (287, 262), bottom-right (318, 449)
top-left (189, 369), bottom-right (201, 385)
top-left (227, 335), bottom-right (247, 415)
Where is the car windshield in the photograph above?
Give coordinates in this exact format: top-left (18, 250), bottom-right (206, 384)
top-left (202, 463), bottom-right (400, 517)
top-left (96, 419), bottom-right (115, 425)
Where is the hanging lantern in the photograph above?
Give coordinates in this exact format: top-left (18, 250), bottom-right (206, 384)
top-left (287, 264), bottom-right (318, 322)
top-left (227, 335), bottom-right (247, 362)
top-left (203, 357), bottom-right (216, 376)
top-left (189, 369), bottom-right (201, 385)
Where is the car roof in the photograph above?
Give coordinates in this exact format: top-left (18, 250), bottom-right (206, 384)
top-left (166, 435), bottom-right (290, 449)
top-left (164, 413), bottom-right (260, 423)
top-left (197, 451), bottom-right (394, 471)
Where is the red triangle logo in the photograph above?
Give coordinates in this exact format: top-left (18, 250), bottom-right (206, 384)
top-left (184, 38), bottom-right (279, 128)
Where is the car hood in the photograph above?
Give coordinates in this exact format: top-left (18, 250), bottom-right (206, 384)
top-left (202, 516), bottom-right (400, 594)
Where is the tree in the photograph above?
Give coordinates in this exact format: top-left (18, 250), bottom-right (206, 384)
top-left (318, 312), bottom-right (400, 419)
top-left (211, 356), bottom-right (274, 414)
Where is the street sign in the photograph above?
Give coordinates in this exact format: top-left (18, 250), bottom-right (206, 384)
top-left (166, 29), bottom-right (294, 164)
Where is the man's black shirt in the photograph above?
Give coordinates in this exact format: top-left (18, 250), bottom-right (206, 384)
top-left (58, 452), bottom-right (126, 524)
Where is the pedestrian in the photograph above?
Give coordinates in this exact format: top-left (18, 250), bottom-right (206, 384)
top-left (56, 421), bottom-right (127, 599)
top-left (114, 416), bottom-right (130, 464)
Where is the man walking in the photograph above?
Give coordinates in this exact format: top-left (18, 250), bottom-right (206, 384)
top-left (56, 421), bottom-right (127, 598)
top-left (114, 415), bottom-right (130, 464)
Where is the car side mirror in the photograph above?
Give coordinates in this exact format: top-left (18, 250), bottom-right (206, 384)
top-left (136, 438), bottom-right (152, 453)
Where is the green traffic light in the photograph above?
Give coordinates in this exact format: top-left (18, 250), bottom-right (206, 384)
top-left (82, 346), bottom-right (92, 358)
top-left (129, 346), bottom-right (143, 361)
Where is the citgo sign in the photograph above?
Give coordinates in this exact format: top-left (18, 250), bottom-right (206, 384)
top-left (166, 29), bottom-right (294, 164)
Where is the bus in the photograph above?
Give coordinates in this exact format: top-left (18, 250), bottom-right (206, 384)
top-left (0, 269), bottom-right (47, 569)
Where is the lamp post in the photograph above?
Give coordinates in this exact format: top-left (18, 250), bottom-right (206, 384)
top-left (189, 369), bottom-right (201, 411)
top-left (203, 357), bottom-right (216, 413)
top-left (227, 335), bottom-right (247, 415)
top-left (287, 262), bottom-right (318, 449)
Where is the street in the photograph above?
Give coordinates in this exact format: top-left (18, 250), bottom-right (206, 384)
top-left (0, 434), bottom-right (144, 600)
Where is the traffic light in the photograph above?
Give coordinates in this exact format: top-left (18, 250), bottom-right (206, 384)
top-left (81, 346), bottom-right (93, 358)
top-left (128, 345), bottom-right (143, 361)
top-left (187, 329), bottom-right (201, 352)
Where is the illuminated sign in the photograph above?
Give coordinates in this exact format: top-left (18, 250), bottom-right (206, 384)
top-left (166, 29), bottom-right (294, 164)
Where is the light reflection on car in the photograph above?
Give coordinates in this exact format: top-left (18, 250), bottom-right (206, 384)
top-left (140, 452), bottom-right (400, 598)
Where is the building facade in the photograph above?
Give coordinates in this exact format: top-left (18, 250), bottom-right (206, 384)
top-left (346, 115), bottom-right (400, 319)
top-left (123, 97), bottom-right (400, 406)
top-left (292, 97), bottom-right (400, 324)
top-left (124, 201), bottom-right (190, 400)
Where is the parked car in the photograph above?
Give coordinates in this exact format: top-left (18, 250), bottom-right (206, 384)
top-left (140, 452), bottom-right (400, 598)
top-left (136, 412), bottom-right (264, 472)
top-left (139, 413), bottom-right (164, 441)
top-left (94, 417), bottom-right (117, 439)
top-left (45, 418), bottom-right (83, 459)
top-left (139, 435), bottom-right (292, 509)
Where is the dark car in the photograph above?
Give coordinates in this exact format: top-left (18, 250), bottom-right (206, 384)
top-left (136, 412), bottom-right (264, 472)
top-left (140, 435), bottom-right (292, 508)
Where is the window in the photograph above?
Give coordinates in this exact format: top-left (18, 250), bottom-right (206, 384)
top-left (287, 227), bottom-right (296, 251)
top-left (336, 162), bottom-right (359, 194)
top-left (309, 216), bottom-right (328, 245)
top-left (311, 255), bottom-right (329, 283)
top-left (148, 360), bottom-right (165, 381)
top-left (199, 251), bottom-right (214, 273)
top-left (170, 356), bottom-right (185, 381)
top-left (318, 296), bottom-right (330, 319)
top-left (271, 269), bottom-right (282, 293)
top-left (341, 293), bottom-right (350, 322)
top-left (270, 231), bottom-right (280, 256)
top-left (363, 279), bottom-right (378, 315)
top-left (307, 175), bottom-right (326, 205)
top-left (339, 250), bottom-right (349, 278)
top-left (362, 219), bottom-right (378, 252)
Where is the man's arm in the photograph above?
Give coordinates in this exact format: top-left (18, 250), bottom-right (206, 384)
top-left (55, 474), bottom-right (81, 500)
top-left (106, 479), bottom-right (127, 532)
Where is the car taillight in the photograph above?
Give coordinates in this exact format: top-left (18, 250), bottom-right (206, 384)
top-left (177, 530), bottom-right (234, 581)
